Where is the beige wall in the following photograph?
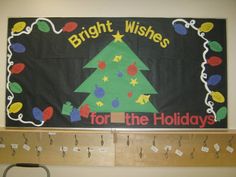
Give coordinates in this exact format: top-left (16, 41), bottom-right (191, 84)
top-left (0, 0), bottom-right (236, 176)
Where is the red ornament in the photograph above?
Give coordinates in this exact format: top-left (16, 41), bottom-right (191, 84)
top-left (98, 61), bottom-right (106, 70)
top-left (127, 62), bottom-right (138, 76)
top-left (43, 106), bottom-right (54, 121)
top-left (80, 104), bottom-right (90, 118)
top-left (10, 63), bottom-right (25, 74)
top-left (207, 56), bottom-right (222, 67)
top-left (128, 91), bottom-right (133, 98)
top-left (63, 22), bottom-right (78, 32)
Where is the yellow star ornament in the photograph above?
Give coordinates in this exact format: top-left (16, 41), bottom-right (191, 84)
top-left (96, 101), bottom-right (104, 107)
top-left (102, 76), bottom-right (109, 82)
top-left (112, 31), bottom-right (124, 42)
top-left (136, 94), bottom-right (150, 105)
top-left (130, 78), bottom-right (138, 87)
top-left (113, 55), bottom-right (122, 62)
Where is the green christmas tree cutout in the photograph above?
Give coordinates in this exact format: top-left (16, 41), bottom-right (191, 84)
top-left (75, 31), bottom-right (158, 115)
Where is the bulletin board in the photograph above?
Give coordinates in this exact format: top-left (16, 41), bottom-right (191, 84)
top-left (5, 17), bottom-right (227, 129)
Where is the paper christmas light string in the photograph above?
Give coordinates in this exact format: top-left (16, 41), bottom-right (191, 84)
top-left (7, 18), bottom-right (63, 126)
top-left (172, 19), bottom-right (226, 121)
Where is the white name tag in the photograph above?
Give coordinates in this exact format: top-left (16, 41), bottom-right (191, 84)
top-left (226, 146), bottom-right (234, 153)
top-left (99, 147), bottom-right (108, 153)
top-left (11, 144), bottom-right (18, 149)
top-left (73, 147), bottom-right (80, 152)
top-left (164, 145), bottom-right (172, 151)
top-left (48, 132), bottom-right (56, 136)
top-left (0, 144), bottom-right (6, 148)
top-left (214, 144), bottom-right (220, 152)
top-left (175, 149), bottom-right (183, 157)
top-left (151, 145), bottom-right (159, 153)
top-left (87, 148), bottom-right (95, 152)
top-left (60, 146), bottom-right (68, 152)
top-left (36, 146), bottom-right (43, 152)
top-left (23, 144), bottom-right (31, 151)
top-left (201, 146), bottom-right (209, 153)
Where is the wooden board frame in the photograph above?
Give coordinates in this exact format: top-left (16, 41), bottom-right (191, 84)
top-left (0, 128), bottom-right (235, 166)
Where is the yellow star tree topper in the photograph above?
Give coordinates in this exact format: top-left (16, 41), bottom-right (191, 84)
top-left (112, 31), bottom-right (124, 42)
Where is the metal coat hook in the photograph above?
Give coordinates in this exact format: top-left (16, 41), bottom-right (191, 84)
top-left (74, 134), bottom-right (78, 146)
top-left (203, 135), bottom-right (208, 147)
top-left (164, 148), bottom-right (169, 159)
top-left (0, 137), bottom-right (3, 144)
top-left (215, 151), bottom-right (220, 159)
top-left (35, 146), bottom-right (41, 157)
top-left (228, 136), bottom-right (234, 146)
top-left (152, 136), bottom-right (156, 146)
top-left (11, 146), bottom-right (16, 156)
top-left (61, 146), bottom-right (66, 158)
top-left (139, 147), bottom-right (143, 159)
top-left (190, 148), bottom-right (195, 159)
top-left (11, 149), bottom-right (16, 156)
top-left (127, 135), bottom-right (130, 146)
top-left (178, 136), bottom-right (183, 147)
top-left (22, 133), bottom-right (28, 144)
top-left (112, 130), bottom-right (117, 144)
top-left (88, 147), bottom-right (91, 158)
top-left (101, 135), bottom-right (104, 146)
top-left (191, 134), bottom-right (194, 140)
top-left (48, 134), bottom-right (53, 145)
top-left (215, 149), bottom-right (220, 159)
top-left (214, 144), bottom-right (221, 159)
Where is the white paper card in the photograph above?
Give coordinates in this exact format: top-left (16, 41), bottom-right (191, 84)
top-left (11, 144), bottom-right (18, 149)
top-left (175, 149), bottom-right (183, 157)
top-left (60, 146), bottom-right (68, 152)
top-left (73, 147), bottom-right (80, 152)
top-left (226, 146), bottom-right (234, 153)
top-left (201, 146), bottom-right (209, 153)
top-left (0, 144), bottom-right (6, 148)
top-left (87, 148), bottom-right (95, 152)
top-left (151, 145), bottom-right (159, 153)
top-left (48, 132), bottom-right (56, 136)
top-left (23, 144), bottom-right (31, 151)
top-left (164, 145), bottom-right (172, 151)
top-left (214, 144), bottom-right (220, 152)
top-left (36, 146), bottom-right (43, 152)
top-left (99, 147), bottom-right (108, 153)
